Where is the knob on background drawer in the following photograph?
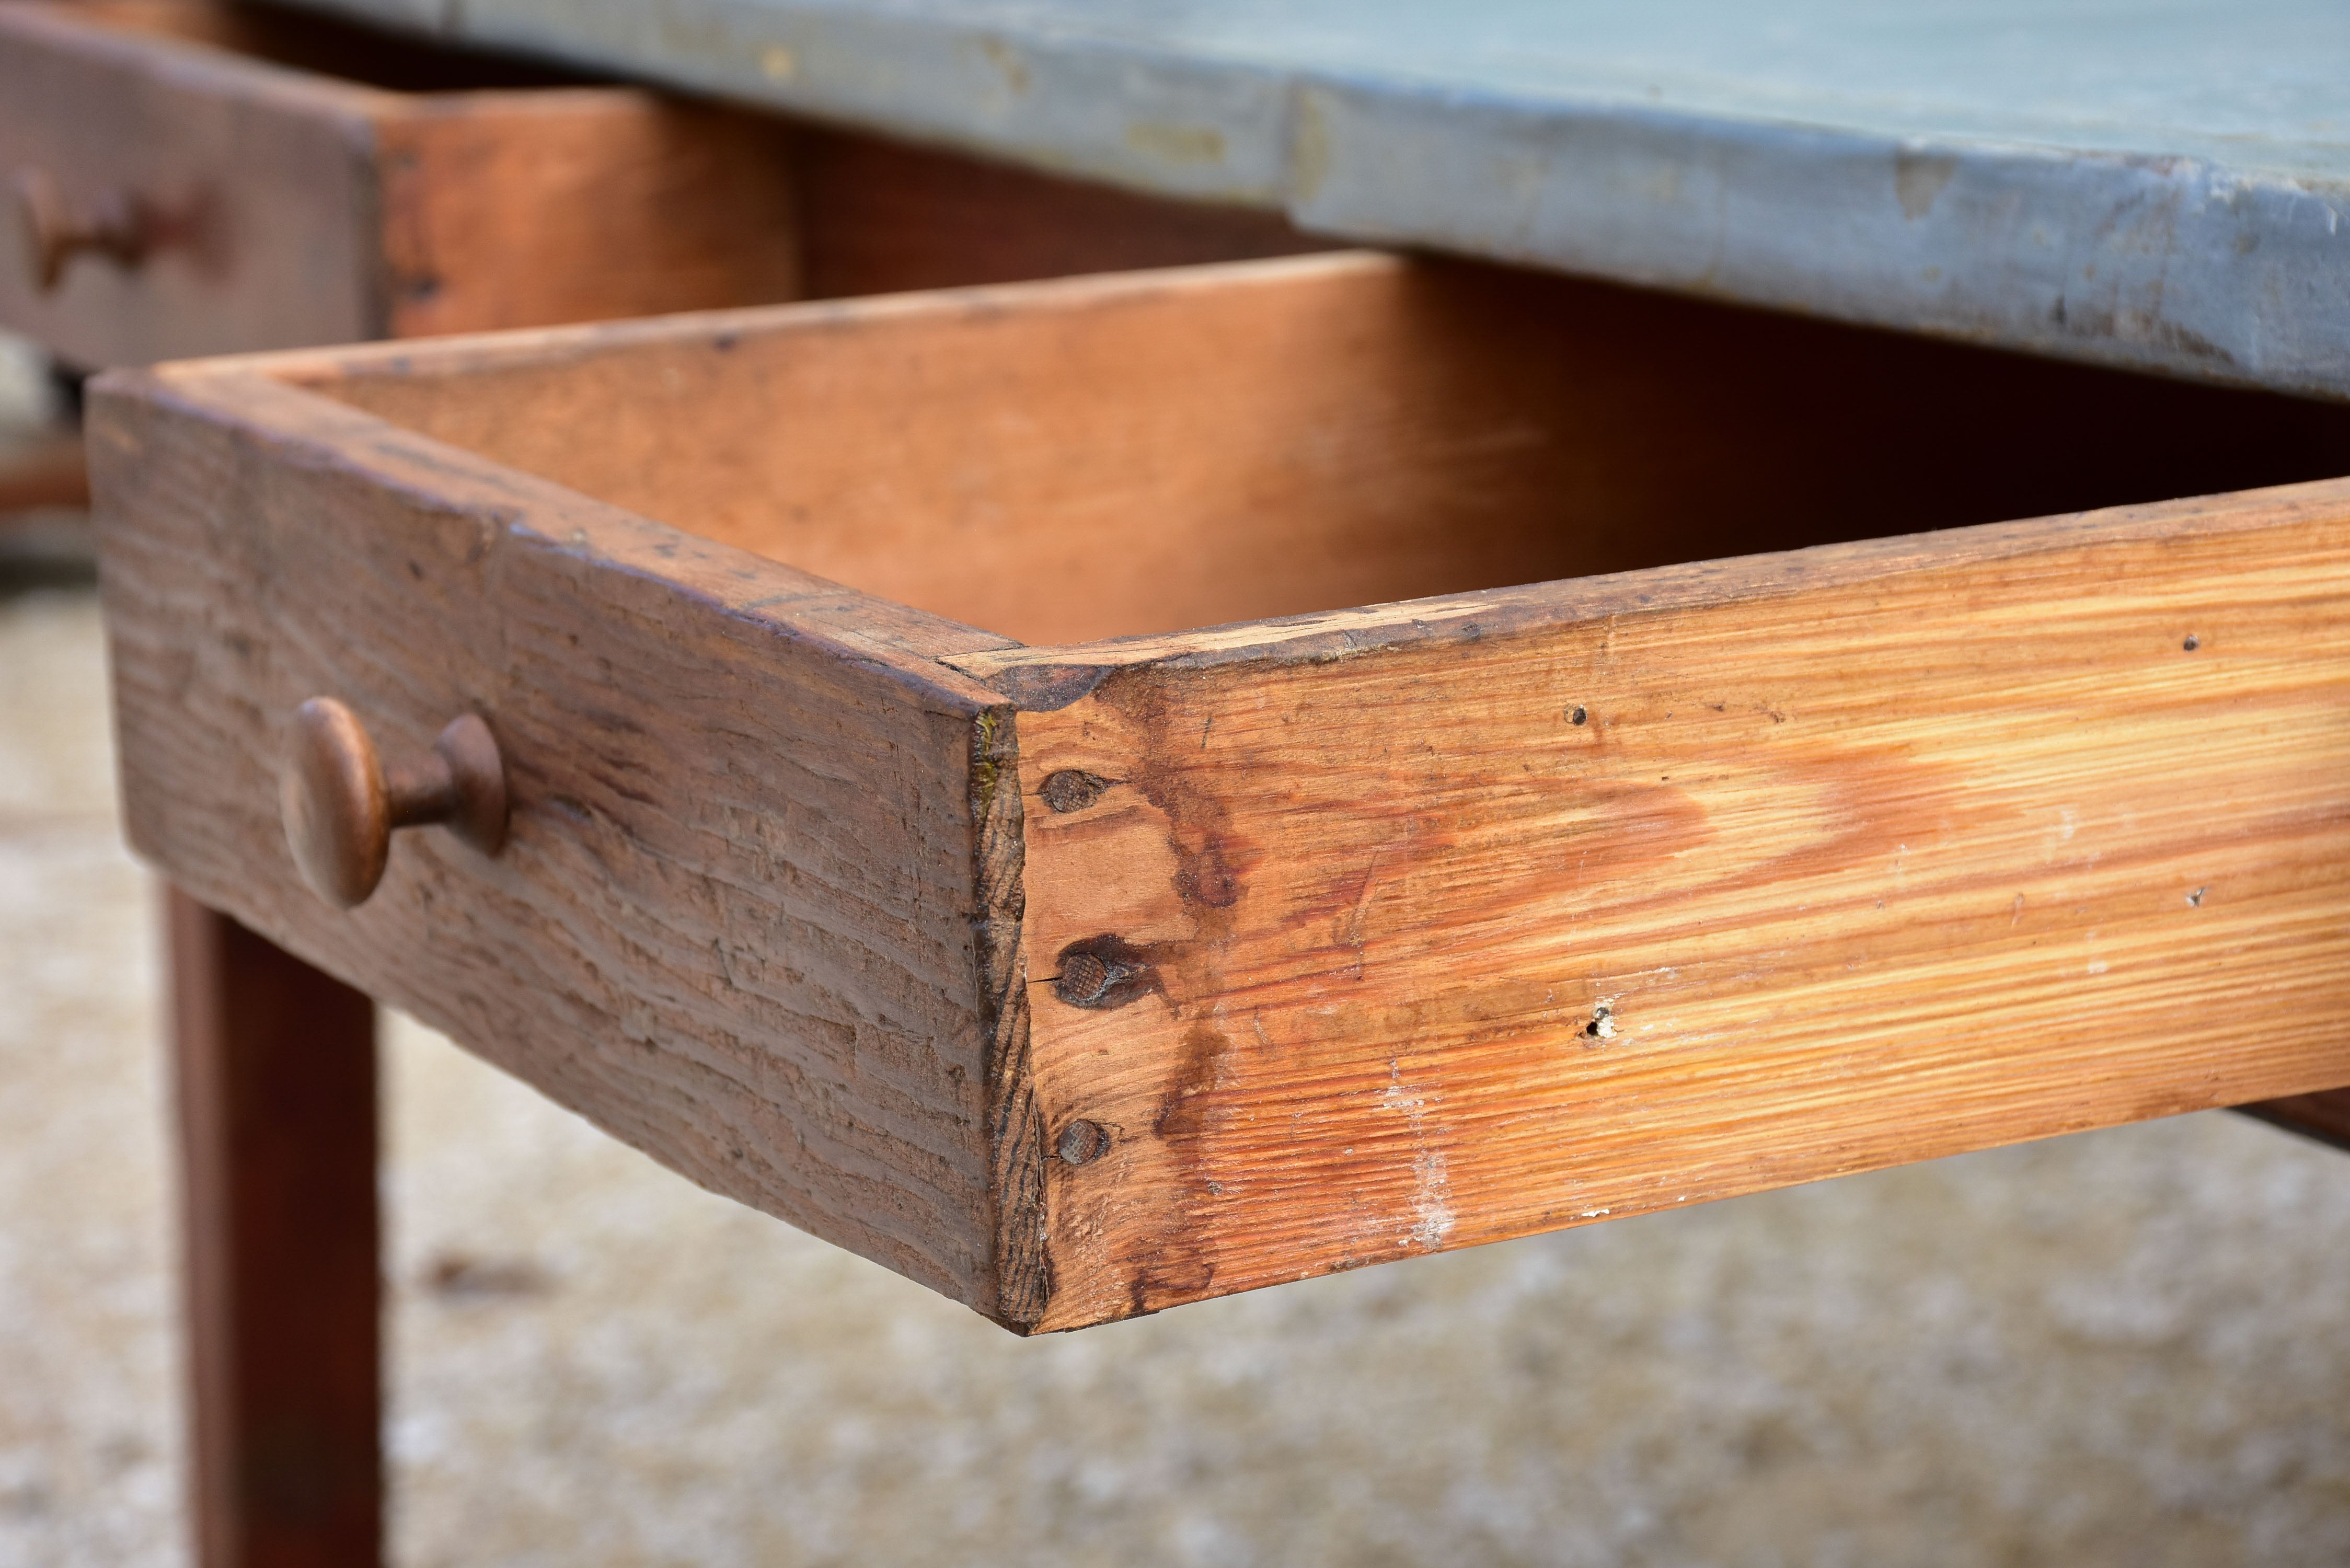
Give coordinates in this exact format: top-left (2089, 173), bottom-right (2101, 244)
top-left (281, 697), bottom-right (508, 909)
top-left (11, 166), bottom-right (155, 292)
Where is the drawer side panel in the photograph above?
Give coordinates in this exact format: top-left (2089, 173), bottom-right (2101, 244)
top-left (974, 483), bottom-right (2350, 1329)
top-left (376, 94), bottom-right (804, 337)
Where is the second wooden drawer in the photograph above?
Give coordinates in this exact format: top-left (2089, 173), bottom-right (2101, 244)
top-left (0, 0), bottom-right (1321, 368)
top-left (0, 0), bottom-right (804, 363)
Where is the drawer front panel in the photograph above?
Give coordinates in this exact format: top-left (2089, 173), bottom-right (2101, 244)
top-left (0, 6), bottom-right (381, 365)
top-left (90, 367), bottom-right (1029, 1319)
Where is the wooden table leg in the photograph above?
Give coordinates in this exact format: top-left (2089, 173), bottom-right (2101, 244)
top-left (167, 887), bottom-right (382, 1568)
top-left (2237, 1090), bottom-right (2350, 1154)
top-left (0, 425), bottom-right (87, 513)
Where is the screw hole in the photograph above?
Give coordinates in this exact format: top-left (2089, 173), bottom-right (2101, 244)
top-left (2183, 635), bottom-right (2200, 651)
top-left (1569, 706), bottom-right (1588, 726)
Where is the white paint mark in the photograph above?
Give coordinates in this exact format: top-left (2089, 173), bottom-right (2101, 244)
top-left (2087, 960), bottom-right (2109, 975)
top-left (1411, 1149), bottom-right (1455, 1247)
top-left (1579, 1208), bottom-right (1610, 1219)
top-left (1382, 1063), bottom-right (1455, 1249)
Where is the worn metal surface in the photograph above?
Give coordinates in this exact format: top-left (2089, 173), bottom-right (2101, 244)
top-left (281, 0), bottom-right (2350, 398)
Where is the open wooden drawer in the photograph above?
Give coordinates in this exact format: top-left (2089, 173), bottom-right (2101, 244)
top-left (90, 251), bottom-right (2350, 1332)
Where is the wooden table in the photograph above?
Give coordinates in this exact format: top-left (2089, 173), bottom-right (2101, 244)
top-left (30, 2), bottom-right (2350, 1563)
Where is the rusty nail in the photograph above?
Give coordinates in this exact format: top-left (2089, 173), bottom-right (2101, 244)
top-left (1056, 951), bottom-right (1113, 1006)
top-left (1041, 769), bottom-right (1110, 814)
top-left (1056, 1119), bottom-right (1110, 1166)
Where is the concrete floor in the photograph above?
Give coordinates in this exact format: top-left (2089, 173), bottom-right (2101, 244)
top-left (7, 577), bottom-right (2350, 1566)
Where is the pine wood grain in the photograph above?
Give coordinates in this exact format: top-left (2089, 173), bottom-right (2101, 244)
top-left (949, 482), bottom-right (2350, 1327)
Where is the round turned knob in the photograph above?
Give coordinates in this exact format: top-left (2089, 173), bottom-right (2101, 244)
top-left (12, 166), bottom-right (154, 292)
top-left (281, 697), bottom-right (509, 910)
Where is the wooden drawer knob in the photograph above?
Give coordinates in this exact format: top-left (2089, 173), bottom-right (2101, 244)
top-left (11, 167), bottom-right (154, 292)
top-left (281, 698), bottom-right (509, 910)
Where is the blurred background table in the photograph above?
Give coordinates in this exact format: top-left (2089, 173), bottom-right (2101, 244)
top-left (295, 0), bottom-right (2350, 399)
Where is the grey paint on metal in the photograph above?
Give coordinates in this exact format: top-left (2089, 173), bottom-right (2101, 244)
top-left (296, 0), bottom-right (2350, 398)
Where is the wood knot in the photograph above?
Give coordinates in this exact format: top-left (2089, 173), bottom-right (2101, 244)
top-left (1040, 769), bottom-right (1111, 813)
top-left (1055, 1120), bottom-right (1110, 1166)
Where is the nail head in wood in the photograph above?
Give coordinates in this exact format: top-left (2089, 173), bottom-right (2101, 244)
top-left (1040, 769), bottom-right (1110, 813)
top-left (1051, 939), bottom-right (1151, 1009)
top-left (281, 698), bottom-right (509, 910)
top-left (1055, 1119), bottom-right (1110, 1166)
top-left (1055, 951), bottom-right (1113, 1007)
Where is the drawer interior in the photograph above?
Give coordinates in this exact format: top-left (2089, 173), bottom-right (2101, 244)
top-left (294, 251), bottom-right (2350, 649)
